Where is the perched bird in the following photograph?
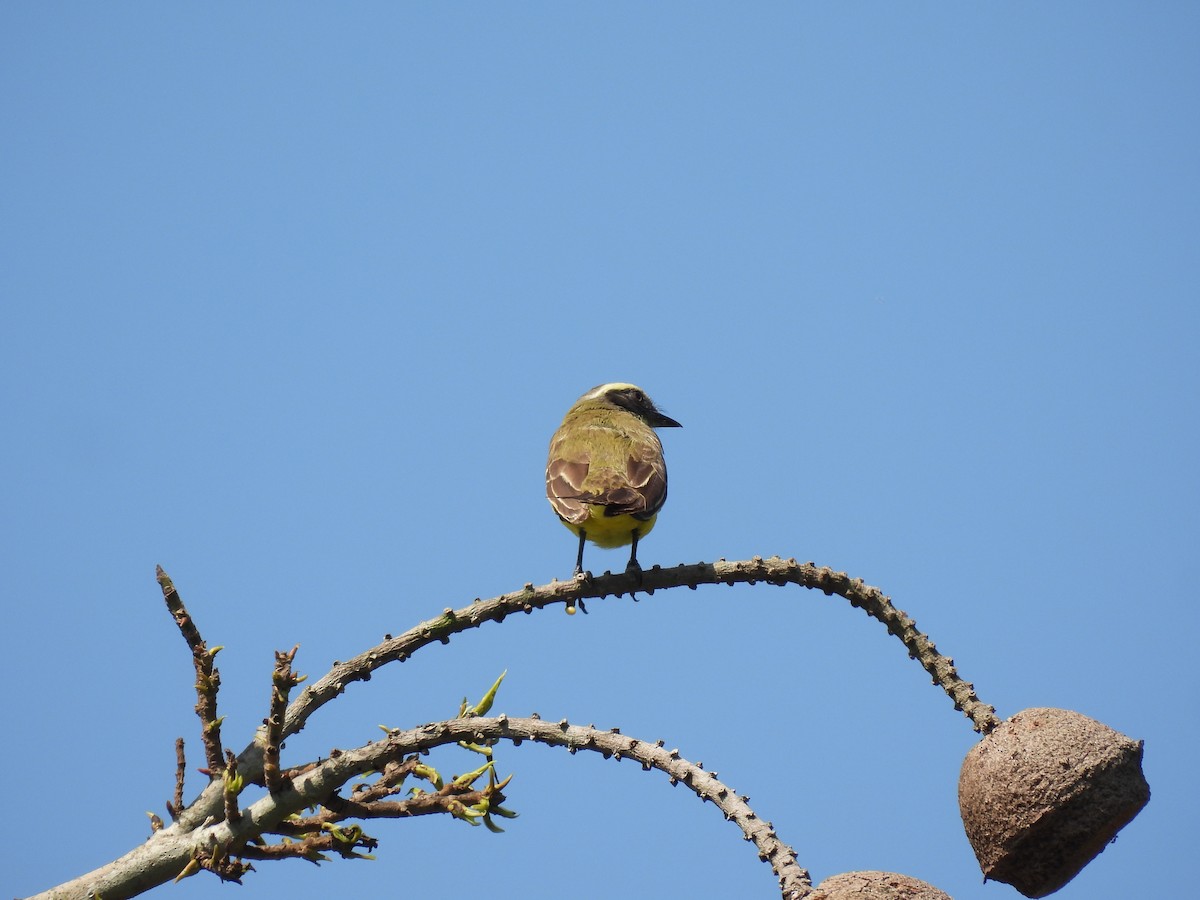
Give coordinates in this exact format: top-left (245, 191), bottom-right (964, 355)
top-left (546, 383), bottom-right (681, 594)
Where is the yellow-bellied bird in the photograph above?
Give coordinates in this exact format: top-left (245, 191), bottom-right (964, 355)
top-left (546, 383), bottom-right (681, 586)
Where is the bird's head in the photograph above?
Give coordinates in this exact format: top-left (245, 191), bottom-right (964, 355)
top-left (575, 382), bottom-right (682, 429)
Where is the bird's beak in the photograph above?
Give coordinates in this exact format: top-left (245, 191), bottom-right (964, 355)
top-left (649, 412), bottom-right (682, 428)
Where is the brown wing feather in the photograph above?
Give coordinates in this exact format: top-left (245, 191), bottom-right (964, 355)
top-left (623, 453), bottom-right (668, 520)
top-left (546, 447), bottom-right (592, 525)
top-left (546, 415), bottom-right (668, 524)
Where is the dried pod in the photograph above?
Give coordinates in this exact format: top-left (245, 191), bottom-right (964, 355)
top-left (813, 870), bottom-right (951, 899)
top-left (958, 707), bottom-right (1149, 897)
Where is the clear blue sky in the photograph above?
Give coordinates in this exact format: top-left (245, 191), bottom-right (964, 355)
top-left (3, 4), bottom-right (1195, 899)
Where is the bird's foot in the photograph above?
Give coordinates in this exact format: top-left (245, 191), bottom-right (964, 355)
top-left (564, 567), bottom-right (591, 615)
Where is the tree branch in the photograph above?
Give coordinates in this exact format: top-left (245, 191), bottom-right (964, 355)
top-left (32, 717), bottom-right (813, 900)
top-left (165, 737), bottom-right (185, 821)
top-left (156, 566), bottom-right (226, 774)
top-left (273, 557), bottom-right (999, 746)
top-left (32, 557), bottom-right (995, 899)
top-left (263, 645), bottom-right (303, 794)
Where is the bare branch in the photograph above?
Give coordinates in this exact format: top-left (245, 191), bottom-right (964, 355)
top-left (165, 737), bottom-right (185, 821)
top-left (157, 566), bottom-right (226, 773)
top-left (34, 557), bottom-right (996, 899)
top-left (263, 645), bottom-right (303, 794)
top-left (222, 750), bottom-right (242, 825)
top-left (31, 717), bottom-right (813, 900)
top-left (277, 558), bottom-right (999, 742)
top-left (164, 558), bottom-right (995, 844)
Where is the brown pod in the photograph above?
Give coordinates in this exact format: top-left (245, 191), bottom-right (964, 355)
top-left (958, 707), bottom-right (1149, 897)
top-left (813, 870), bottom-right (952, 899)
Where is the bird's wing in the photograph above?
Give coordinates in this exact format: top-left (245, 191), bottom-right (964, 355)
top-left (621, 448), bottom-right (668, 520)
top-left (546, 445), bottom-right (593, 525)
top-left (546, 429), bottom-right (667, 523)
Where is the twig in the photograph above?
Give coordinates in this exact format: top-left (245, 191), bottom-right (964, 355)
top-left (166, 737), bottom-right (185, 820)
top-left (263, 645), bottom-right (303, 793)
top-left (157, 566), bottom-right (226, 772)
top-left (222, 750), bottom-right (242, 824)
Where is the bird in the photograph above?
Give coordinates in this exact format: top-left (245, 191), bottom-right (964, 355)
top-left (546, 383), bottom-right (681, 604)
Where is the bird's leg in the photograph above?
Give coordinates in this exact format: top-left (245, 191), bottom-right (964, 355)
top-left (625, 529), bottom-right (643, 584)
top-left (574, 530), bottom-right (587, 577)
top-left (572, 530), bottom-right (590, 614)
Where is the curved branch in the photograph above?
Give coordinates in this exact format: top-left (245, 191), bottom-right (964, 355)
top-left (164, 558), bottom-right (996, 838)
top-left (32, 717), bottom-right (814, 900)
top-left (276, 557), bottom-right (999, 743)
top-left (34, 557), bottom-right (996, 899)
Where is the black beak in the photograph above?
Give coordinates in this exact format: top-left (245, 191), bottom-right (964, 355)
top-left (649, 411), bottom-right (682, 428)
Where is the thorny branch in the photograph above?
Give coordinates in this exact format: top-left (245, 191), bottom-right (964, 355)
top-left (157, 565), bottom-right (226, 774)
top-left (166, 737), bottom-right (185, 821)
top-left (274, 556), bottom-right (999, 744)
top-left (264, 644), bottom-right (304, 794)
top-left (33, 717), bottom-right (812, 900)
top-left (30, 556), bottom-right (998, 900)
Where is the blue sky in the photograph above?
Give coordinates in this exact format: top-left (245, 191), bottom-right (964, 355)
top-left (3, 4), bottom-right (1196, 898)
